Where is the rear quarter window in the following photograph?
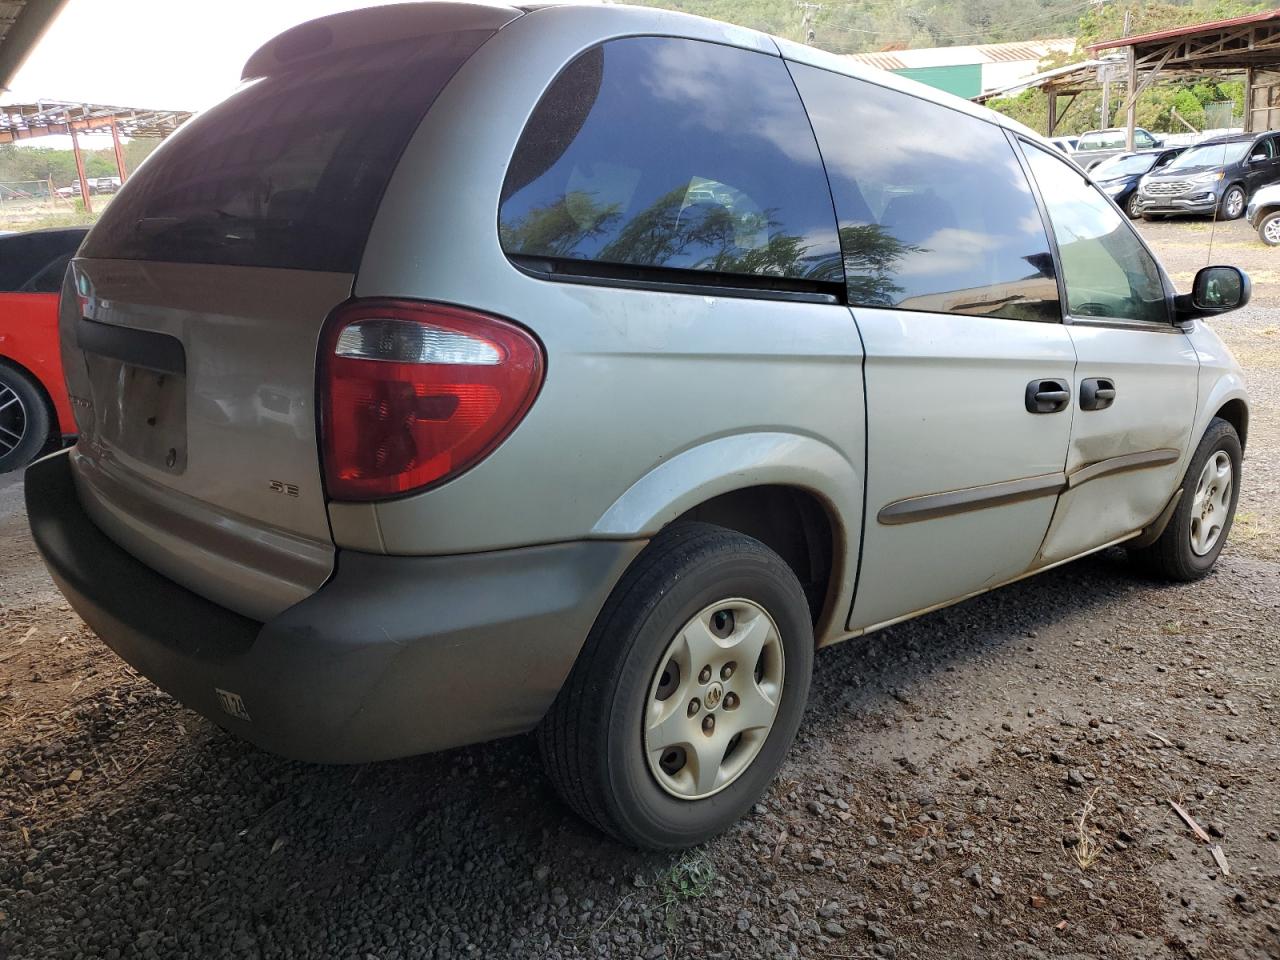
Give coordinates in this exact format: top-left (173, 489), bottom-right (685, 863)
top-left (499, 37), bottom-right (842, 288)
top-left (81, 30), bottom-right (494, 272)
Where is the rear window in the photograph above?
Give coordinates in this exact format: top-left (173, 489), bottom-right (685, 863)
top-left (499, 37), bottom-right (842, 288)
top-left (82, 30), bottom-right (493, 272)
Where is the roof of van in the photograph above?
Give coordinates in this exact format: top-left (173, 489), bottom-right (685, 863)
top-left (244, 1), bottom-right (1047, 144)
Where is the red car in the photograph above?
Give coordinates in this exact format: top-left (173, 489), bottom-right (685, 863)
top-left (0, 228), bottom-right (86, 472)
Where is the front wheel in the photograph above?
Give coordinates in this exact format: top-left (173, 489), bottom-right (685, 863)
top-left (1126, 192), bottom-right (1144, 219)
top-left (1218, 185), bottom-right (1246, 221)
top-left (1258, 210), bottom-right (1280, 246)
top-left (539, 522), bottom-right (813, 849)
top-left (1129, 418), bottom-right (1242, 581)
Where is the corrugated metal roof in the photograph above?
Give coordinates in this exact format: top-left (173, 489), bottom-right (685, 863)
top-left (845, 37), bottom-right (1075, 71)
top-left (1088, 9), bottom-right (1280, 52)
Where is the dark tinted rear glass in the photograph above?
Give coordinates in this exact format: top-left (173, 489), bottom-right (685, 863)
top-left (82, 30), bottom-right (492, 272)
top-left (499, 37), bottom-right (841, 285)
top-left (791, 64), bottom-right (1060, 322)
top-left (0, 229), bottom-right (86, 292)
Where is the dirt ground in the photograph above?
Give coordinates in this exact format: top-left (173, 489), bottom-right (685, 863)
top-left (1, 218), bottom-right (1278, 960)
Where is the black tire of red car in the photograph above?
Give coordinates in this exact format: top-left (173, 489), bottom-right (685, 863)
top-left (0, 362), bottom-right (52, 474)
top-left (1258, 210), bottom-right (1280, 246)
top-left (1125, 192), bottom-right (1143, 219)
top-left (1217, 184), bottom-right (1246, 221)
top-left (538, 522), bottom-right (813, 849)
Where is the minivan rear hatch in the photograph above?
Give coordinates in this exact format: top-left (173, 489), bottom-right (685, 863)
top-left (63, 4), bottom-right (518, 621)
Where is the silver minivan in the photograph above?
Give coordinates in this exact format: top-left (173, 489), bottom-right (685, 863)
top-left (27, 2), bottom-right (1251, 849)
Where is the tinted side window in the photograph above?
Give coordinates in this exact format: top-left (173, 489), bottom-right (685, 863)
top-left (23, 252), bottom-right (74, 293)
top-left (789, 64), bottom-right (1060, 322)
top-left (500, 38), bottom-right (841, 285)
top-left (0, 230), bottom-right (84, 292)
top-left (1136, 130), bottom-right (1156, 148)
top-left (1021, 143), bottom-right (1167, 324)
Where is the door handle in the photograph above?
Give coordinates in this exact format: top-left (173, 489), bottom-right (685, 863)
top-left (1080, 377), bottom-right (1117, 411)
top-left (1025, 378), bottom-right (1071, 414)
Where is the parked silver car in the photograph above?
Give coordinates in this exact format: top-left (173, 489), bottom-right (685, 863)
top-left (27, 2), bottom-right (1251, 849)
top-left (1246, 181), bottom-right (1280, 244)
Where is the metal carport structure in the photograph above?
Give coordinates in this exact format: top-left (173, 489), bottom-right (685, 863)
top-left (1088, 9), bottom-right (1280, 149)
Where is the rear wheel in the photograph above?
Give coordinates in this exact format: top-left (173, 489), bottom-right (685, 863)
top-left (539, 522), bottom-right (813, 849)
top-left (1258, 210), bottom-right (1280, 246)
top-left (1218, 184), bottom-right (1246, 221)
top-left (0, 363), bottom-right (52, 473)
top-left (1129, 418), bottom-right (1241, 581)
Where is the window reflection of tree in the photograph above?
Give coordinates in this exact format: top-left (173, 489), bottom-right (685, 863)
top-left (839, 223), bottom-right (921, 306)
top-left (503, 185), bottom-right (850, 282)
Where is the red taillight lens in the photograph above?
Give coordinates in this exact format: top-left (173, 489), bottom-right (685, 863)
top-left (320, 300), bottom-right (544, 501)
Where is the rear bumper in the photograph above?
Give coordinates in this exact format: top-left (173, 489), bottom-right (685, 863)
top-left (26, 451), bottom-right (643, 763)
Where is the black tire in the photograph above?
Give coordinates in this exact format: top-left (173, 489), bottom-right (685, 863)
top-left (1125, 192), bottom-right (1143, 220)
top-left (1129, 418), bottom-right (1242, 581)
top-left (0, 362), bottom-right (52, 474)
top-left (1217, 184), bottom-right (1246, 221)
top-left (539, 522), bottom-right (813, 849)
top-left (1258, 210), bottom-right (1280, 246)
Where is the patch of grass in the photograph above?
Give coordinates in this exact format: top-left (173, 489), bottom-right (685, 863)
top-left (1161, 621), bottom-right (1185, 636)
top-left (658, 852), bottom-right (717, 905)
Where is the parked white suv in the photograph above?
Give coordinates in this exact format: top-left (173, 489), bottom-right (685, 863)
top-left (27, 2), bottom-right (1251, 849)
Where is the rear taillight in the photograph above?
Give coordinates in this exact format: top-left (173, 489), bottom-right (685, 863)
top-left (320, 299), bottom-right (543, 501)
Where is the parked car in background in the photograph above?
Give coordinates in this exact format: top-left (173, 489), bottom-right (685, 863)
top-left (1090, 146), bottom-right (1186, 218)
top-left (1074, 126), bottom-right (1163, 169)
top-left (26, 2), bottom-right (1252, 850)
top-left (1140, 131), bottom-right (1280, 220)
top-left (0, 227), bottom-right (85, 471)
top-left (1048, 135), bottom-right (1078, 154)
top-left (1246, 181), bottom-right (1280, 244)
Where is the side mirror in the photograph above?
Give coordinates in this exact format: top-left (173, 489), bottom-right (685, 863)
top-left (1176, 265), bottom-right (1250, 320)
top-left (1249, 151), bottom-right (1268, 163)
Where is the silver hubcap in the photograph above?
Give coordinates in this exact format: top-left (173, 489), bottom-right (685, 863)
top-left (644, 598), bottom-right (784, 800)
top-left (1190, 451), bottom-right (1232, 556)
top-left (1264, 217), bottom-right (1280, 244)
top-left (1226, 190), bottom-right (1243, 217)
top-left (1128, 195), bottom-right (1142, 216)
top-left (0, 383), bottom-right (28, 458)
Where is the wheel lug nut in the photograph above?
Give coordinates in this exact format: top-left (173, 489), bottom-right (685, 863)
top-left (687, 698), bottom-right (700, 717)
top-left (721, 663), bottom-right (734, 680)
top-left (724, 692), bottom-right (739, 709)
top-left (698, 666), bottom-right (712, 684)
top-left (702, 715), bottom-right (715, 735)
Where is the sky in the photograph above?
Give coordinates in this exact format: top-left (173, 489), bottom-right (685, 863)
top-left (0, 0), bottom-right (434, 147)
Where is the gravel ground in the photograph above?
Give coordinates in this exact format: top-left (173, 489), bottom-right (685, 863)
top-left (2, 218), bottom-right (1278, 960)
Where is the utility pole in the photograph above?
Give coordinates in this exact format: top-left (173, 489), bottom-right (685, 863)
top-left (1122, 9), bottom-right (1136, 150)
top-left (797, 1), bottom-right (821, 44)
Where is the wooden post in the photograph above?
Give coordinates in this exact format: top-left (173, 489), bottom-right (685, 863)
top-left (1125, 43), bottom-right (1137, 151)
top-left (69, 122), bottom-right (92, 214)
top-left (110, 117), bottom-right (128, 184)
top-left (1244, 66), bottom-right (1255, 133)
top-left (1048, 89), bottom-right (1057, 135)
